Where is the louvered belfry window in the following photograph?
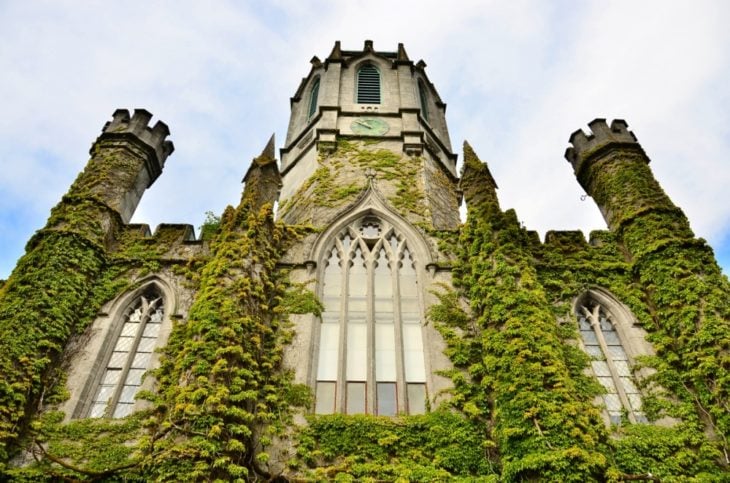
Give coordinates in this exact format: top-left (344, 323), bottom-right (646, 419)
top-left (89, 291), bottom-right (164, 418)
top-left (314, 217), bottom-right (427, 415)
top-left (357, 64), bottom-right (381, 104)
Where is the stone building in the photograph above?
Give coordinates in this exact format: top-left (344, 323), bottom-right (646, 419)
top-left (0, 41), bottom-right (728, 481)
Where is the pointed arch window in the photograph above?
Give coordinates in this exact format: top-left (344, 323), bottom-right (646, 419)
top-left (314, 217), bottom-right (426, 415)
top-left (418, 79), bottom-right (429, 121)
top-left (308, 77), bottom-right (320, 118)
top-left (356, 64), bottom-right (381, 104)
top-left (577, 297), bottom-right (647, 424)
top-left (89, 289), bottom-right (164, 418)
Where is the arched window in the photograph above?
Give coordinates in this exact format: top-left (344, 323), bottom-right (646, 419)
top-left (88, 287), bottom-right (165, 418)
top-left (577, 294), bottom-right (647, 424)
top-left (356, 64), bottom-right (381, 104)
top-left (418, 79), bottom-right (429, 121)
top-left (314, 216), bottom-right (426, 415)
top-left (308, 77), bottom-right (320, 118)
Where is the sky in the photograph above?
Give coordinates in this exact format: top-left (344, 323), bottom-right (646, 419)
top-left (1, 0), bottom-right (729, 279)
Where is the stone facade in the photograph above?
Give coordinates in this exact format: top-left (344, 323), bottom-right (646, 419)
top-left (0, 41), bottom-right (728, 481)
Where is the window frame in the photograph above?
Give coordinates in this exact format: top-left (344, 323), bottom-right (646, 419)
top-left (575, 289), bottom-right (650, 425)
top-left (312, 216), bottom-right (428, 415)
top-left (418, 79), bottom-right (429, 122)
top-left (356, 63), bottom-right (381, 104)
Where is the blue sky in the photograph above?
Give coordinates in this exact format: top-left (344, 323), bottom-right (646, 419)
top-left (1, 0), bottom-right (729, 278)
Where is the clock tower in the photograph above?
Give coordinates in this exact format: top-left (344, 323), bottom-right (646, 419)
top-left (278, 40), bottom-right (460, 231)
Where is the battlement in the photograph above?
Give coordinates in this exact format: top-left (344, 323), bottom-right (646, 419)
top-left (564, 119), bottom-right (646, 175)
top-left (100, 109), bottom-right (175, 172)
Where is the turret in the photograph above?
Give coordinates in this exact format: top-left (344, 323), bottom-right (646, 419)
top-left (564, 119), bottom-right (690, 241)
top-left (81, 109), bottom-right (174, 223)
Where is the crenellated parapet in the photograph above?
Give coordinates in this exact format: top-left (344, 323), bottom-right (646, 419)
top-left (98, 109), bottom-right (175, 183)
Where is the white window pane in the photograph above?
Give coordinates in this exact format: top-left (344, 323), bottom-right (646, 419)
top-left (132, 352), bottom-right (152, 369)
top-left (614, 360), bottom-right (631, 377)
top-left (403, 324), bottom-right (426, 382)
top-left (608, 411), bottom-right (622, 425)
top-left (628, 394), bottom-right (643, 411)
top-left (114, 336), bottom-right (135, 352)
top-left (599, 316), bottom-right (613, 332)
top-left (578, 316), bottom-right (591, 331)
top-left (108, 351), bottom-right (128, 369)
top-left (125, 369), bottom-right (146, 386)
top-left (620, 377), bottom-right (639, 394)
top-left (377, 382), bottom-right (397, 416)
top-left (94, 385), bottom-right (114, 403)
top-left (604, 393), bottom-right (622, 412)
top-left (317, 324), bottom-right (339, 380)
top-left (407, 383), bottom-right (426, 415)
top-left (113, 403), bottom-right (134, 418)
top-left (137, 337), bottom-right (156, 353)
top-left (121, 322), bottom-right (140, 337)
top-left (375, 324), bottom-right (396, 381)
top-left (150, 309), bottom-right (163, 322)
top-left (347, 382), bottom-right (366, 414)
top-left (591, 360), bottom-right (611, 377)
top-left (580, 330), bottom-right (597, 345)
top-left (585, 345), bottom-right (603, 359)
top-left (374, 299), bottom-right (394, 312)
top-left (315, 382), bottom-right (336, 414)
top-left (128, 310), bottom-right (142, 322)
top-left (347, 323), bottom-right (367, 380)
top-left (402, 315), bottom-right (420, 325)
top-left (598, 376), bottom-right (617, 393)
top-left (89, 402), bottom-right (108, 418)
top-left (607, 345), bottom-right (628, 361)
top-left (102, 369), bottom-right (122, 385)
top-left (603, 331), bottom-right (620, 346)
top-left (400, 297), bottom-right (419, 315)
top-left (119, 385), bottom-right (139, 403)
top-left (143, 323), bottom-right (160, 337)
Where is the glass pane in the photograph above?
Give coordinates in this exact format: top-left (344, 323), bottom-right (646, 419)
top-left (614, 360), bottom-right (631, 377)
top-left (580, 330), bottom-right (597, 345)
top-left (620, 377), bottom-right (639, 394)
top-left (347, 323), bottom-right (367, 380)
top-left (403, 324), bottom-right (426, 382)
top-left (114, 336), bottom-right (135, 352)
top-left (143, 323), bottom-right (160, 337)
top-left (407, 383), bottom-right (426, 415)
top-left (317, 324), bottom-right (339, 380)
top-left (599, 315), bottom-right (613, 332)
top-left (598, 376), bottom-right (617, 393)
top-left (121, 322), bottom-right (140, 337)
top-left (347, 382), bottom-right (366, 414)
top-left (585, 345), bottom-right (603, 359)
top-left (125, 369), bottom-right (146, 386)
top-left (137, 337), bottom-right (156, 353)
top-left (608, 411), bottom-right (622, 425)
top-left (604, 393), bottom-right (622, 412)
top-left (603, 331), bottom-right (620, 346)
top-left (89, 402), bottom-right (108, 418)
top-left (591, 360), bottom-right (611, 377)
top-left (108, 351), bottom-right (128, 369)
top-left (578, 316), bottom-right (591, 331)
top-left (119, 385), bottom-right (139, 403)
top-left (315, 382), bottom-right (336, 414)
top-left (628, 394), bottom-right (643, 411)
top-left (377, 382), bottom-right (397, 416)
top-left (348, 248), bottom-right (367, 311)
top-left (375, 324), bottom-right (396, 381)
top-left (150, 309), bottom-right (163, 323)
top-left (113, 403), bottom-right (134, 418)
top-left (607, 345), bottom-right (628, 361)
top-left (132, 352), bottom-right (152, 369)
top-left (128, 309), bottom-right (142, 322)
top-left (94, 385), bottom-right (114, 403)
top-left (322, 250), bottom-right (341, 311)
top-left (102, 369), bottom-right (122, 385)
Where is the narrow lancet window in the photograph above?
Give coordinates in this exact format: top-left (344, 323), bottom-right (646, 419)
top-left (418, 80), bottom-right (429, 122)
top-left (578, 300), bottom-right (647, 424)
top-left (308, 77), bottom-right (320, 118)
top-left (314, 217), bottom-right (426, 415)
top-left (90, 290), bottom-right (164, 418)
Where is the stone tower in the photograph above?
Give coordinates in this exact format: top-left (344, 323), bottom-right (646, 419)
top-left (0, 41), bottom-right (729, 482)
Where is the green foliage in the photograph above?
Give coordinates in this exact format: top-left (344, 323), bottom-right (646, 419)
top-left (294, 412), bottom-right (497, 481)
top-left (281, 281), bottom-right (324, 316)
top-left (198, 210), bottom-right (221, 241)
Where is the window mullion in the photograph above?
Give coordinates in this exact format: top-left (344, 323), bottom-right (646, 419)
top-left (337, 251), bottom-right (349, 413)
top-left (392, 252), bottom-right (406, 413)
top-left (588, 306), bottom-right (636, 423)
top-left (365, 253), bottom-right (376, 414)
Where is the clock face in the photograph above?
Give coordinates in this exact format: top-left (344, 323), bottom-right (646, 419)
top-left (350, 117), bottom-right (390, 136)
